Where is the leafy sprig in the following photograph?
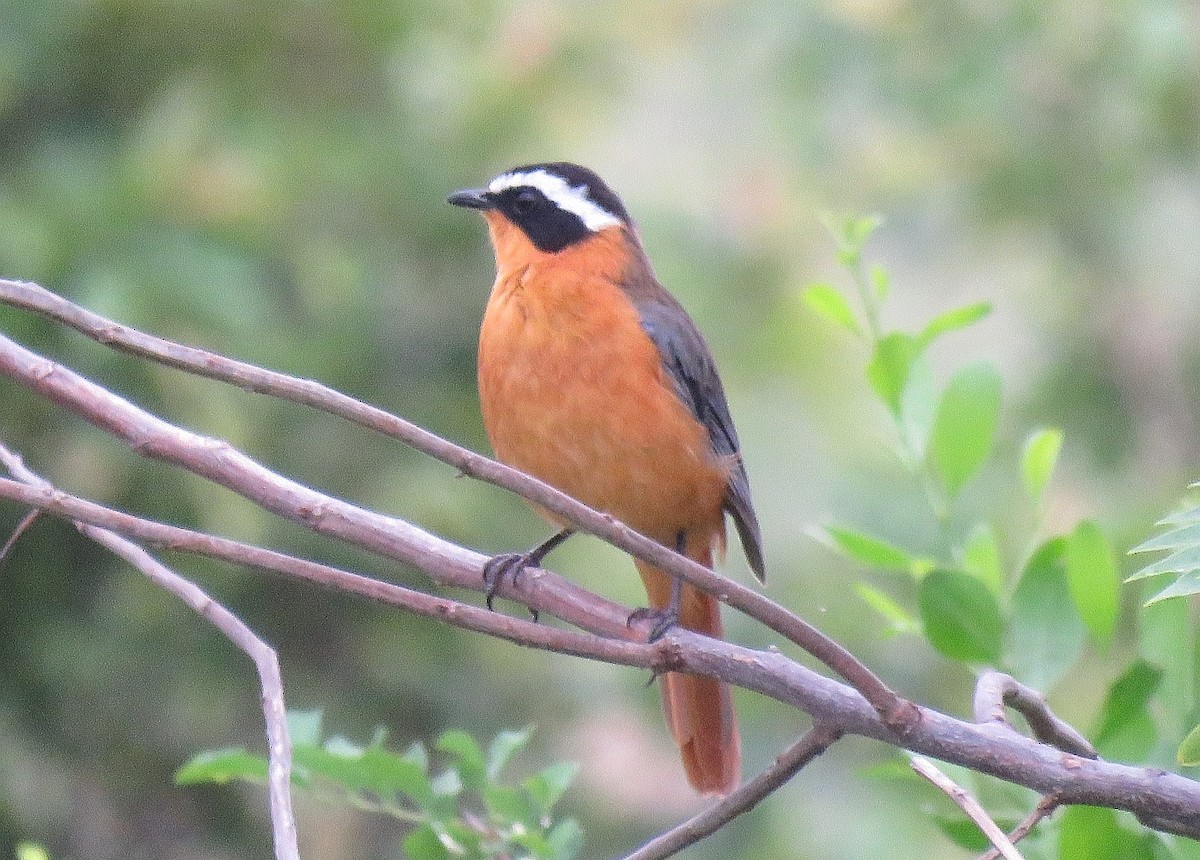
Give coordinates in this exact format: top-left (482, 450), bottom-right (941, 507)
top-left (803, 217), bottom-right (1193, 856)
top-left (178, 712), bottom-right (581, 860)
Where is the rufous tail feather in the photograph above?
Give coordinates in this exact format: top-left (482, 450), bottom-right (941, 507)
top-left (634, 543), bottom-right (740, 796)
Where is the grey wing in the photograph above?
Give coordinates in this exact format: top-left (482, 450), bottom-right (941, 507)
top-left (638, 295), bottom-right (766, 582)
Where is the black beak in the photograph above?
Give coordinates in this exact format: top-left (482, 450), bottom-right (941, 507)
top-left (447, 188), bottom-right (494, 210)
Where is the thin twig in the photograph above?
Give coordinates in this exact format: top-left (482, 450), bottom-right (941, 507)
top-left (0, 445), bottom-right (300, 860)
top-left (623, 725), bottom-right (843, 860)
top-left (0, 508), bottom-right (40, 565)
top-left (911, 756), bottom-right (1025, 860)
top-left (974, 671), bottom-right (1097, 758)
top-left (977, 794), bottom-right (1059, 860)
top-left (86, 527), bottom-right (299, 860)
top-left (0, 278), bottom-right (909, 728)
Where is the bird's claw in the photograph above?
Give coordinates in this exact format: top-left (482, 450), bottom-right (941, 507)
top-left (627, 606), bottom-right (680, 643)
top-left (483, 552), bottom-right (539, 621)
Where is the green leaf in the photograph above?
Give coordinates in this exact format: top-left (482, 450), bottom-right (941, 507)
top-left (823, 524), bottom-right (929, 576)
top-left (866, 332), bottom-right (919, 415)
top-left (855, 583), bottom-right (920, 635)
top-left (1139, 597), bottom-right (1194, 739)
top-left (404, 823), bottom-right (451, 860)
top-left (287, 709), bottom-right (324, 746)
top-left (1008, 538), bottom-right (1087, 691)
top-left (525, 761), bottom-right (580, 816)
top-left (1131, 523), bottom-right (1200, 554)
top-left (847, 214), bottom-right (882, 247)
top-left (1058, 805), bottom-right (1151, 860)
top-left (354, 746), bottom-right (431, 804)
top-left (1145, 570), bottom-right (1200, 604)
top-left (916, 301), bottom-right (992, 349)
top-left (803, 283), bottom-right (861, 335)
top-left (869, 264), bottom-right (890, 301)
top-left (1065, 520), bottom-right (1119, 645)
top-left (293, 740), bottom-right (435, 807)
top-left (962, 522), bottom-right (1004, 596)
top-left (547, 819), bottom-right (584, 860)
top-left (899, 354), bottom-right (937, 459)
top-left (928, 362), bottom-right (1002, 498)
top-left (1095, 660), bottom-right (1162, 761)
top-left (487, 726), bottom-right (533, 782)
top-left (1021, 427), bottom-right (1064, 504)
top-left (437, 729), bottom-right (486, 784)
top-left (1157, 504), bottom-right (1200, 526)
top-left (483, 783), bottom-right (534, 823)
top-left (175, 748), bottom-right (269, 785)
top-left (823, 213), bottom-right (882, 267)
top-left (918, 569), bottom-right (1004, 664)
top-left (1096, 660), bottom-right (1162, 739)
top-left (1178, 723), bottom-right (1200, 767)
top-left (508, 829), bottom-right (553, 858)
top-left (1128, 545), bottom-right (1200, 581)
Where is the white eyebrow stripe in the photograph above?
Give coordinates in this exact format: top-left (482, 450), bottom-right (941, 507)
top-left (488, 169), bottom-right (622, 232)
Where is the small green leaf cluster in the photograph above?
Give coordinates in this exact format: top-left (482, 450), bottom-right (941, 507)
top-left (1129, 487), bottom-right (1200, 769)
top-left (1129, 487), bottom-right (1200, 605)
top-left (804, 217), bottom-right (1200, 857)
top-left (806, 216), bottom-right (1117, 672)
top-left (177, 712), bottom-right (581, 860)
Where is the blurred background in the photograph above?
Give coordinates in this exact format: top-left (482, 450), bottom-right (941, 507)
top-left (1, 0), bottom-right (1198, 858)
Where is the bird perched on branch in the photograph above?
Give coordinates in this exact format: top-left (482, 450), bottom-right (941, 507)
top-left (449, 162), bottom-right (764, 796)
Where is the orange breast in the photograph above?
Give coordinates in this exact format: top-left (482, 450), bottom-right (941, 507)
top-left (477, 226), bottom-right (728, 545)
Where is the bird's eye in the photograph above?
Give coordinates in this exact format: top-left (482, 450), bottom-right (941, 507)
top-left (511, 189), bottom-right (540, 216)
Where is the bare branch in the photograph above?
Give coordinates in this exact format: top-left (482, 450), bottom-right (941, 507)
top-left (86, 528), bottom-right (299, 860)
top-left (0, 475), bottom-right (655, 668)
top-left (0, 446), bottom-right (299, 860)
top-left (0, 507), bottom-right (40, 565)
top-left (911, 756), bottom-right (1025, 860)
top-left (974, 671), bottom-right (1097, 759)
top-left (978, 794), bottom-right (1059, 860)
top-left (6, 474), bottom-right (1200, 838)
top-left (623, 725), bottom-right (843, 860)
top-left (0, 277), bottom-right (909, 727)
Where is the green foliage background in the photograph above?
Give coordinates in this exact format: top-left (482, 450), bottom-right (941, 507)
top-left (0, 1), bottom-right (1198, 858)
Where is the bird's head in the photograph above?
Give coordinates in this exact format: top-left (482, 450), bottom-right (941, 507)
top-left (448, 162), bottom-right (632, 255)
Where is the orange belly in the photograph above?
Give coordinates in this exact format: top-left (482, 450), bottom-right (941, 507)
top-left (477, 263), bottom-right (727, 546)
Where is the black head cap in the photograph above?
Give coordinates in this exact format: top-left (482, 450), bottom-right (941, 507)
top-left (447, 162), bottom-right (631, 253)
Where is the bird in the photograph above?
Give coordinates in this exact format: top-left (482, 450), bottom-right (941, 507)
top-left (448, 162), bottom-right (764, 796)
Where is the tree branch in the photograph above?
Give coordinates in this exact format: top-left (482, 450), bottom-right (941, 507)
top-left (974, 671), bottom-right (1097, 759)
top-left (0, 446), bottom-right (299, 860)
top-left (622, 724), bottom-right (843, 860)
top-left (0, 474), bottom-right (655, 667)
top-left (977, 794), bottom-right (1059, 860)
top-left (0, 507), bottom-right (39, 564)
top-left (0, 277), bottom-right (910, 728)
top-left (911, 756), bottom-right (1025, 860)
top-left (4, 425), bottom-right (1200, 839)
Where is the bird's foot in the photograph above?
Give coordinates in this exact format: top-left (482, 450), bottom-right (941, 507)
top-left (627, 606), bottom-right (680, 643)
top-left (483, 552), bottom-right (540, 621)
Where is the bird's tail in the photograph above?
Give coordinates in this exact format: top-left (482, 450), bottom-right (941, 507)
top-left (635, 541), bottom-right (740, 796)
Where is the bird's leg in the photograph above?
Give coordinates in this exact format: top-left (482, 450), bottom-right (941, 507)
top-left (629, 531), bottom-right (686, 642)
top-left (483, 528), bottom-right (574, 619)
